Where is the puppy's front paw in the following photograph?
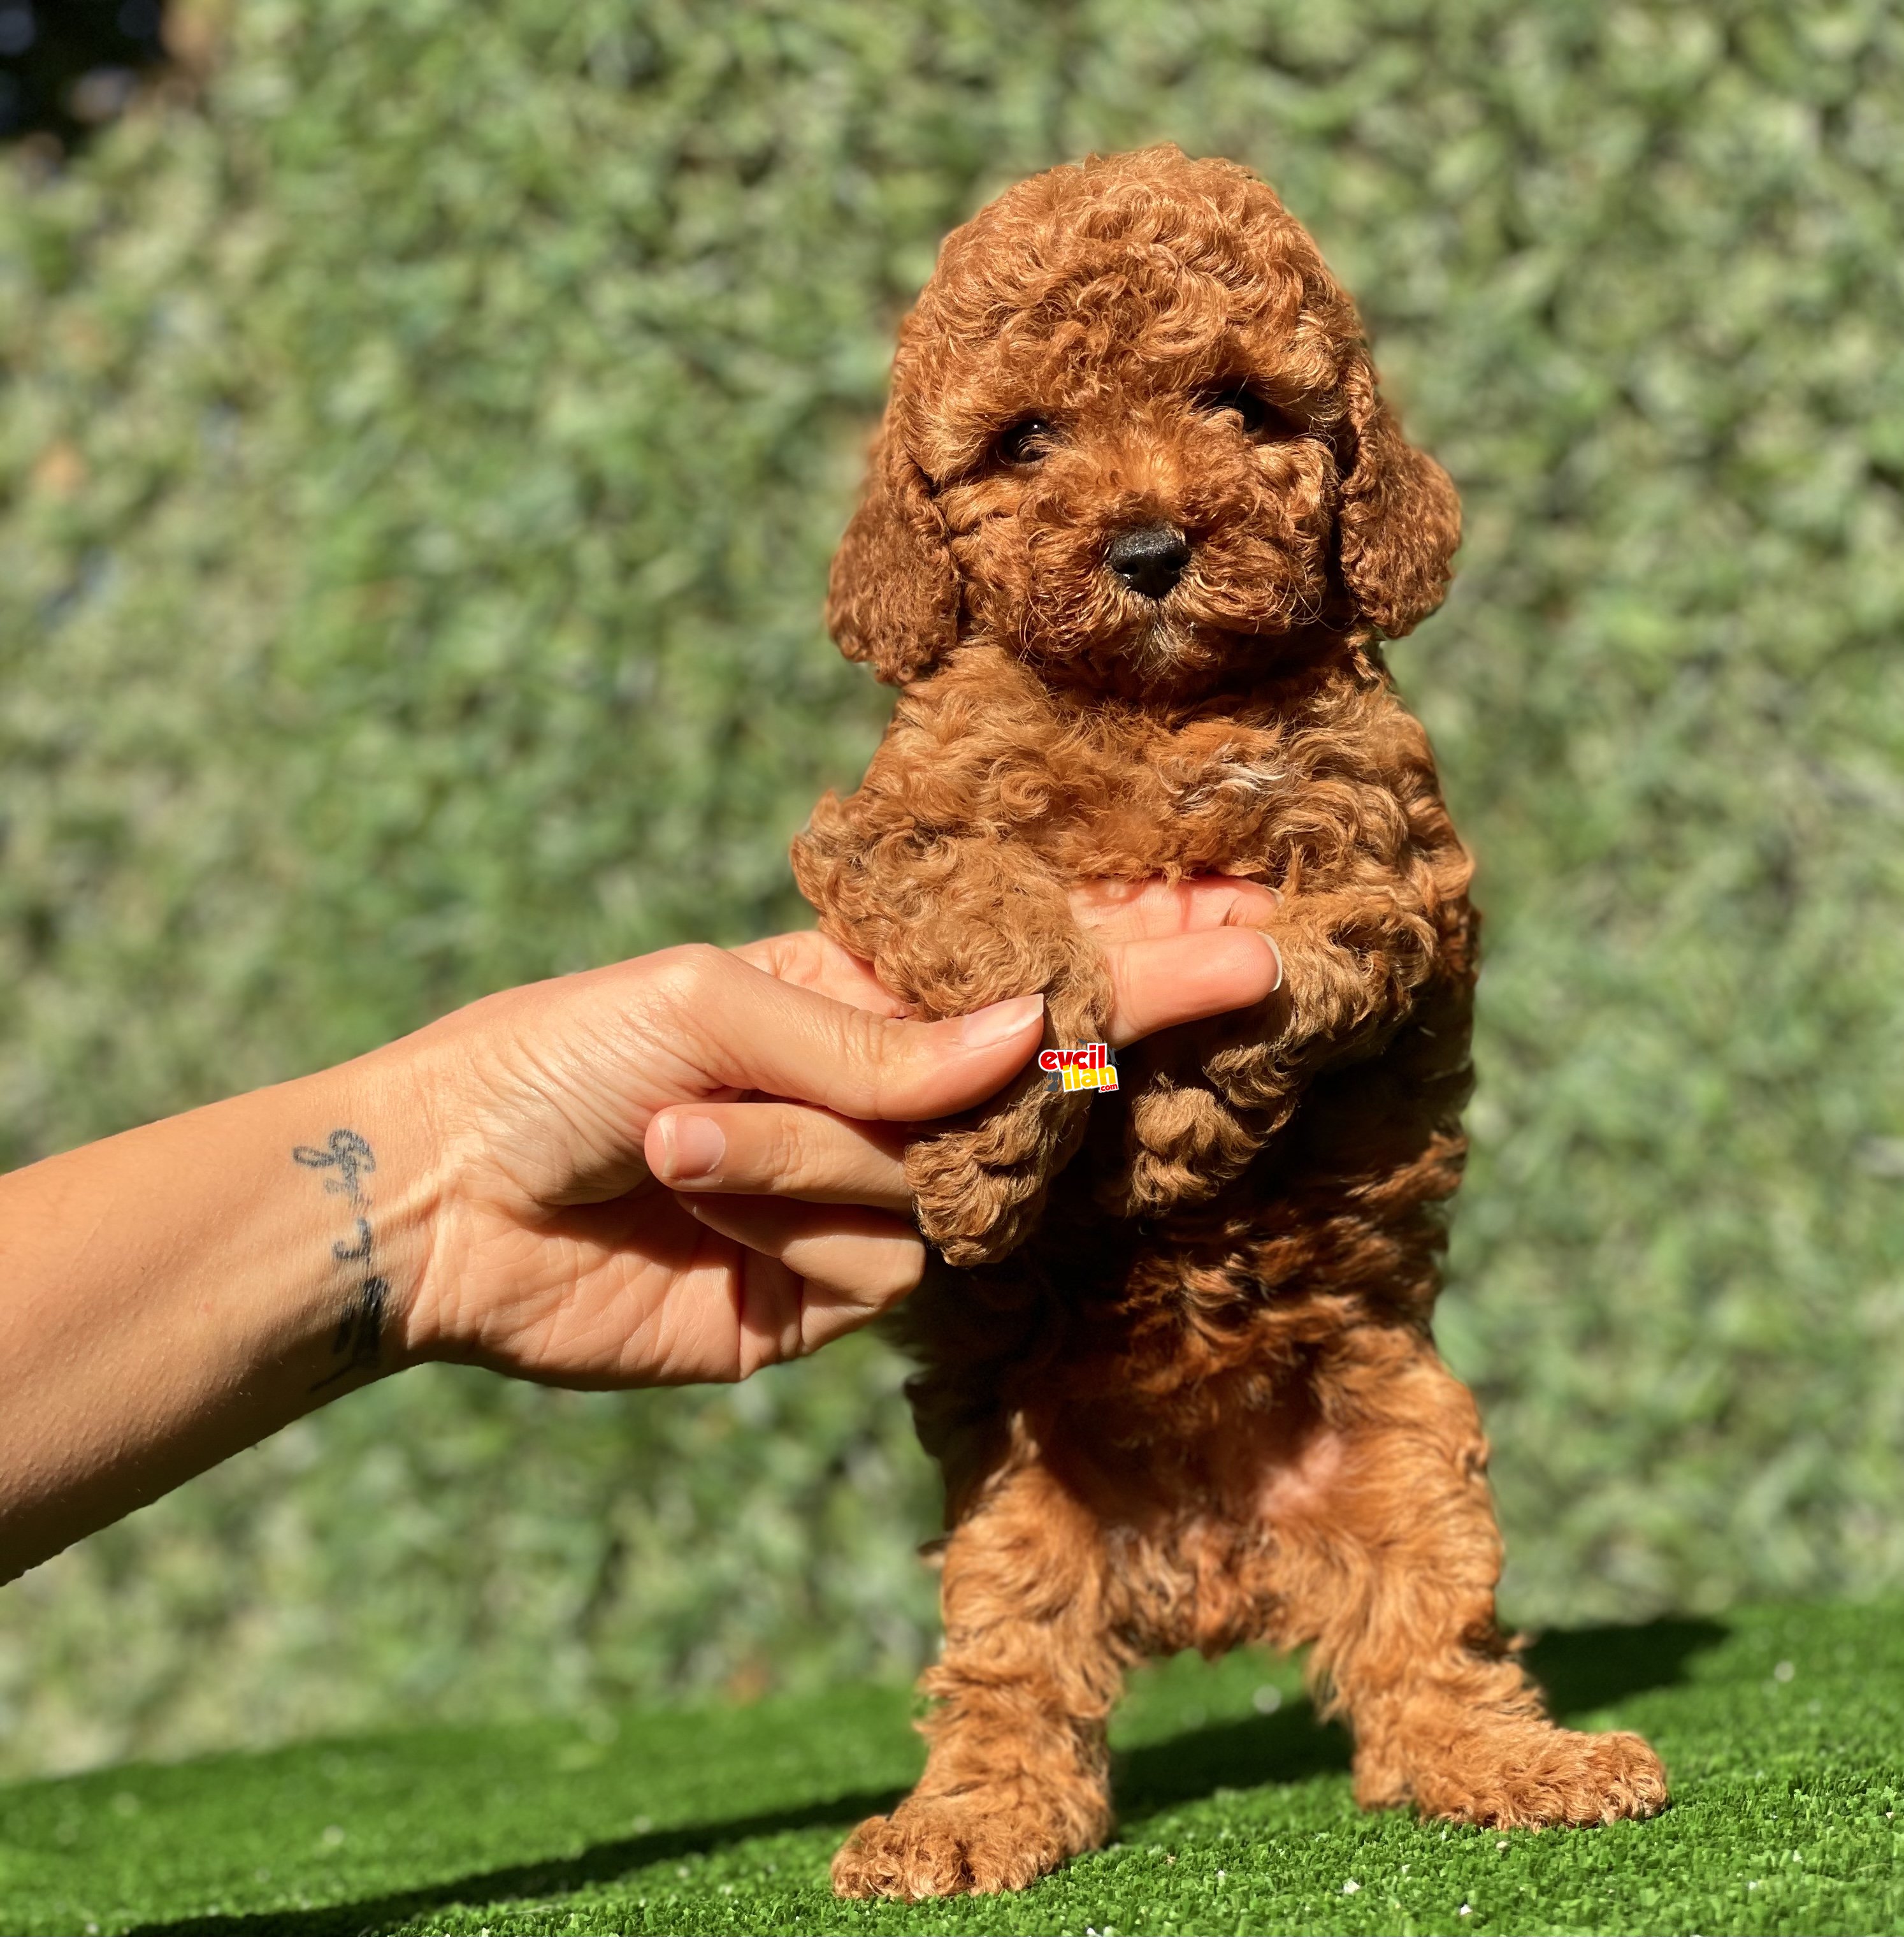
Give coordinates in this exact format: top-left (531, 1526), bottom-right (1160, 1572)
top-left (1387, 1723), bottom-right (1668, 1829)
top-left (832, 1797), bottom-right (1081, 1899)
top-left (906, 1131), bottom-right (1044, 1268)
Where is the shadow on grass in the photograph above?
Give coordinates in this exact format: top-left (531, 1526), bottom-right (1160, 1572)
top-left (125, 1788), bottom-right (910, 1937)
top-left (131, 1615), bottom-right (1725, 1936)
top-left (1111, 1613), bottom-right (1725, 1824)
top-left (1524, 1614), bottom-right (1727, 1718)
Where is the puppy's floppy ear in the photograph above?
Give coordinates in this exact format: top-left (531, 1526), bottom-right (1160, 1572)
top-left (1336, 356), bottom-right (1461, 640)
top-left (825, 417), bottom-right (958, 685)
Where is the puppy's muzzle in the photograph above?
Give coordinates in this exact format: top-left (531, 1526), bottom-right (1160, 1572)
top-left (1105, 523), bottom-right (1190, 600)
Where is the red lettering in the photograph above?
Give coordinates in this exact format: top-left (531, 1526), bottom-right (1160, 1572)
top-left (1037, 1050), bottom-right (1059, 1071)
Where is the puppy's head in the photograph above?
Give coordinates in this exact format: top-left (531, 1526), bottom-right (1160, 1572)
top-left (828, 147), bottom-right (1459, 693)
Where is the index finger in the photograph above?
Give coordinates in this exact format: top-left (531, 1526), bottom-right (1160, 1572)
top-left (698, 917), bottom-right (1280, 1112)
top-left (1071, 874), bottom-right (1281, 938)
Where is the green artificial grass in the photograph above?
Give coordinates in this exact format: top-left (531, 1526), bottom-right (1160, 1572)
top-left (1, 1601), bottom-right (1898, 1936)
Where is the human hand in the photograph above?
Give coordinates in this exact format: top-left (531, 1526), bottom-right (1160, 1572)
top-left (400, 879), bottom-right (1280, 1387)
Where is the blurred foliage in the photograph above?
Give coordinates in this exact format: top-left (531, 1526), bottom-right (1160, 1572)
top-left (1, 0), bottom-right (1901, 1778)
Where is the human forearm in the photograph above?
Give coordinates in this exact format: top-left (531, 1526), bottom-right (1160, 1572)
top-left (0, 909), bottom-right (1282, 1578)
top-left (0, 1050), bottom-right (439, 1582)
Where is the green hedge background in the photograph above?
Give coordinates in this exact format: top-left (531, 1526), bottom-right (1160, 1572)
top-left (3, 0), bottom-right (1902, 1781)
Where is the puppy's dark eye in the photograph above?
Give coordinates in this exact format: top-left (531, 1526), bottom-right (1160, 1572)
top-left (995, 417), bottom-right (1057, 465)
top-left (1196, 384), bottom-right (1291, 440)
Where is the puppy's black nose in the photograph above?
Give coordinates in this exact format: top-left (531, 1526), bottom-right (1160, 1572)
top-left (1106, 523), bottom-right (1191, 600)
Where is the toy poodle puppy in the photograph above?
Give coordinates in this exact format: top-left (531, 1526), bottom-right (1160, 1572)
top-left (793, 145), bottom-right (1666, 1900)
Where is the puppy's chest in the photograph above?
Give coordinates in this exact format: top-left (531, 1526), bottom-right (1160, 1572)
top-left (1016, 726), bottom-right (1301, 880)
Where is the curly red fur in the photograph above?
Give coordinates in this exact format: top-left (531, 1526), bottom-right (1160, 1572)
top-left (793, 148), bottom-right (1665, 1901)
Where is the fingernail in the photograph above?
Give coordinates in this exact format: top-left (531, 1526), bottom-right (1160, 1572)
top-left (956, 994), bottom-right (1045, 1049)
top-left (1259, 931), bottom-right (1284, 994)
top-left (654, 1114), bottom-right (726, 1182)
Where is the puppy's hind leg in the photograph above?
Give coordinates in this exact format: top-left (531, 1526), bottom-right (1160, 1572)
top-left (832, 1459), bottom-right (1130, 1899)
top-left (1265, 1326), bottom-right (1668, 1829)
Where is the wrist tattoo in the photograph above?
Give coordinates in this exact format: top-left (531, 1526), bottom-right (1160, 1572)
top-left (293, 1128), bottom-right (388, 1389)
